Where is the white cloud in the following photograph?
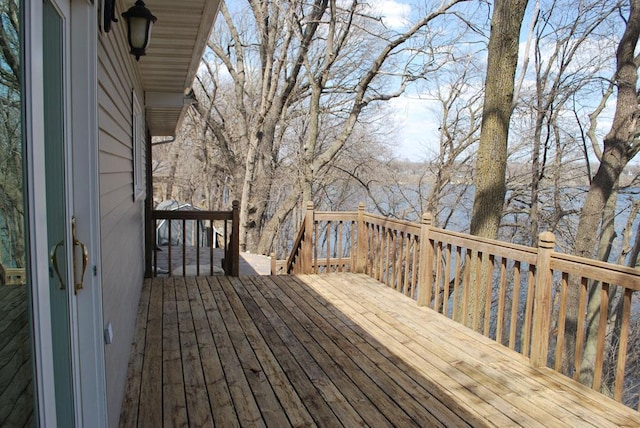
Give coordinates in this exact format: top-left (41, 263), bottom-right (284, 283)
top-left (388, 95), bottom-right (441, 160)
top-left (371, 1), bottom-right (412, 30)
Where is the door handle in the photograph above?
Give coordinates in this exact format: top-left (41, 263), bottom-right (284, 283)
top-left (49, 240), bottom-right (65, 290)
top-left (72, 217), bottom-right (89, 294)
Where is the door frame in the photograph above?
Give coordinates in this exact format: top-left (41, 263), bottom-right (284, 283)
top-left (23, 0), bottom-right (107, 426)
top-left (69, 0), bottom-right (107, 424)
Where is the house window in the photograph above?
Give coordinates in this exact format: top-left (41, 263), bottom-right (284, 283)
top-left (132, 90), bottom-right (145, 200)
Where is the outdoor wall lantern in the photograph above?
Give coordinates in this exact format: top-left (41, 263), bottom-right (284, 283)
top-left (121, 0), bottom-right (157, 61)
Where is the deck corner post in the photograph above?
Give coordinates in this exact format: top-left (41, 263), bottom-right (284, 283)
top-left (417, 212), bottom-right (434, 307)
top-left (302, 202), bottom-right (315, 274)
top-left (530, 231), bottom-right (556, 367)
top-left (355, 203), bottom-right (366, 274)
top-left (270, 253), bottom-right (277, 275)
top-left (144, 201), bottom-right (154, 278)
top-left (231, 200), bottom-right (240, 276)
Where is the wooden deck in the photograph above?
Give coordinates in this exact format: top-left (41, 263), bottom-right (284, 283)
top-left (119, 273), bottom-right (640, 427)
top-left (0, 284), bottom-right (34, 427)
top-left (153, 246), bottom-right (271, 276)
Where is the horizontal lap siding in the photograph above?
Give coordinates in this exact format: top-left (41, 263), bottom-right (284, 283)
top-left (98, 17), bottom-right (146, 428)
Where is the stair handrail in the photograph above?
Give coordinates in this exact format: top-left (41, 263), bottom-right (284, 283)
top-left (286, 202), bottom-right (314, 274)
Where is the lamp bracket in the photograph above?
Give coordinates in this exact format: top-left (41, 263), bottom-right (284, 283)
top-left (103, 0), bottom-right (118, 33)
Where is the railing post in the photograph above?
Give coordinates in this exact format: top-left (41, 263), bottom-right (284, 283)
top-left (231, 200), bottom-right (240, 276)
top-left (417, 212), bottom-right (433, 307)
top-left (355, 203), bottom-right (366, 273)
top-left (144, 205), bottom-right (153, 278)
top-left (302, 202), bottom-right (314, 274)
top-left (530, 231), bottom-right (555, 367)
top-left (270, 253), bottom-right (277, 275)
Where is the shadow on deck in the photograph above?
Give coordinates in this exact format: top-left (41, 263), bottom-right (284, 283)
top-left (119, 273), bottom-right (640, 427)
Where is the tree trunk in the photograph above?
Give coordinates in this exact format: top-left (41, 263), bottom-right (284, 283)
top-left (466, 0), bottom-right (528, 329)
top-left (256, 191), bottom-right (300, 255)
top-left (579, 189), bottom-right (616, 387)
top-left (164, 141), bottom-right (182, 200)
top-left (564, 0), bottom-right (640, 379)
top-left (470, 0), bottom-right (528, 240)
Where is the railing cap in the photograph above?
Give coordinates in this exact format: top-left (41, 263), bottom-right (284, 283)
top-left (538, 231), bottom-right (555, 249)
top-left (422, 212), bottom-right (433, 225)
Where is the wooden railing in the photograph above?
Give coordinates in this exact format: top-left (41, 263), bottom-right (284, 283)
top-left (0, 263), bottom-right (26, 285)
top-left (276, 203), bottom-right (640, 410)
top-left (149, 201), bottom-right (240, 277)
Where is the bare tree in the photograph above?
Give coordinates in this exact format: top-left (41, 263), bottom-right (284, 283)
top-left (565, 0), bottom-right (640, 389)
top-left (470, 0), bottom-right (528, 239)
top-left (423, 58), bottom-right (483, 229)
top-left (467, 0), bottom-right (529, 327)
top-left (187, 0), bottom-right (474, 253)
top-left (526, 0), bottom-right (619, 245)
top-left (0, 0), bottom-right (25, 268)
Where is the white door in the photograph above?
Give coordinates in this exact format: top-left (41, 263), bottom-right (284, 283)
top-left (39, 0), bottom-right (106, 425)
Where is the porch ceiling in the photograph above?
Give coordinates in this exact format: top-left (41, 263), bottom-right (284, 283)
top-left (134, 0), bottom-right (221, 136)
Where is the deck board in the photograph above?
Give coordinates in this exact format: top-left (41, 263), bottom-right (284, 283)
top-left (326, 274), bottom-right (629, 427)
top-left (0, 285), bottom-right (33, 427)
top-left (120, 273), bottom-right (640, 427)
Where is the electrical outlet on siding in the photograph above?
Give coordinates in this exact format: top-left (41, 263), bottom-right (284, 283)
top-left (104, 322), bottom-right (113, 345)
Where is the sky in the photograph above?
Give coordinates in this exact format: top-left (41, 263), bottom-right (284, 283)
top-left (370, 0), bottom-right (481, 161)
top-left (214, 0), bottom-right (622, 164)
top-left (371, 0), bottom-right (621, 163)
top-left (373, 1), bottom-right (437, 161)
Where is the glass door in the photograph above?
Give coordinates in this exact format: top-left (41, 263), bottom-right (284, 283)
top-left (0, 0), bottom-right (35, 425)
top-left (43, 0), bottom-right (75, 425)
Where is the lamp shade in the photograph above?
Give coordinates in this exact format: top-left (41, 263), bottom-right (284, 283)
top-left (122, 0), bottom-right (157, 61)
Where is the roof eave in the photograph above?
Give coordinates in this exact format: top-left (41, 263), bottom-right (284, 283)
top-left (136, 0), bottom-right (221, 136)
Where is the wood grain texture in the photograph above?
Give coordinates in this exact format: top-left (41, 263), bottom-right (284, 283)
top-left (0, 285), bottom-right (33, 427)
top-left (120, 273), bottom-right (640, 427)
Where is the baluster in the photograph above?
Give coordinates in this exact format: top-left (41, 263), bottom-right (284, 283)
top-left (451, 246), bottom-right (462, 320)
top-left (181, 219), bottom-right (186, 277)
top-left (522, 264), bottom-right (536, 357)
top-left (339, 221), bottom-right (344, 272)
top-left (209, 219), bottom-right (214, 276)
top-left (196, 219), bottom-right (201, 276)
top-left (472, 250), bottom-right (482, 331)
top-left (168, 220), bottom-right (173, 277)
top-left (403, 232), bottom-right (411, 295)
top-left (573, 277), bottom-right (589, 381)
top-left (614, 288), bottom-right (632, 402)
top-left (442, 243), bottom-right (452, 316)
top-left (483, 254), bottom-right (495, 337)
top-left (554, 272), bottom-right (569, 371)
top-left (394, 231), bottom-right (401, 292)
top-left (592, 283), bottom-right (611, 391)
top-left (223, 218), bottom-right (228, 274)
top-left (153, 219), bottom-right (158, 276)
top-left (388, 229), bottom-right (395, 288)
top-left (433, 242), bottom-right (442, 312)
top-left (461, 248), bottom-right (472, 326)
top-left (410, 237), bottom-right (419, 299)
top-left (509, 261), bottom-right (521, 351)
top-left (366, 223), bottom-right (372, 275)
top-left (417, 213), bottom-right (433, 307)
top-left (326, 221), bottom-right (332, 273)
top-left (496, 257), bottom-right (508, 345)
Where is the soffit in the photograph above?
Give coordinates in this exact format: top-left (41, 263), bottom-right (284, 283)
top-left (127, 0), bottom-right (221, 136)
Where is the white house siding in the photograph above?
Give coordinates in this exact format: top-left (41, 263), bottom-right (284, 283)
top-left (98, 19), bottom-right (146, 428)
